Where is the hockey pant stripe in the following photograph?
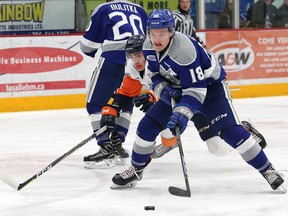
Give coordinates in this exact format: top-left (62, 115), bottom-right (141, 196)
top-left (133, 133), bottom-right (155, 155)
top-left (116, 111), bottom-right (132, 131)
top-left (132, 133), bottom-right (155, 167)
top-left (236, 135), bottom-right (261, 161)
top-left (90, 113), bottom-right (102, 132)
top-left (86, 57), bottom-right (104, 103)
top-left (115, 110), bottom-right (132, 142)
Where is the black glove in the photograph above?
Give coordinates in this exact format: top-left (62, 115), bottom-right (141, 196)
top-left (134, 91), bottom-right (156, 113)
top-left (100, 104), bottom-right (120, 133)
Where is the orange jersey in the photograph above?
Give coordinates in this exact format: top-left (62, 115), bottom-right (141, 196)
top-left (117, 75), bottom-right (143, 98)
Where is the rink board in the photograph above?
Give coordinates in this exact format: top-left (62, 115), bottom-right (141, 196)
top-left (1, 83), bottom-right (287, 112)
top-left (1, 29), bottom-right (288, 112)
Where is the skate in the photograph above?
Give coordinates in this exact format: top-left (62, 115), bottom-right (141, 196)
top-left (83, 132), bottom-right (130, 168)
top-left (110, 132), bottom-right (130, 159)
top-left (151, 142), bottom-right (178, 159)
top-left (83, 141), bottom-right (117, 168)
top-left (110, 166), bottom-right (144, 189)
top-left (242, 120), bottom-right (267, 149)
top-left (262, 166), bottom-right (286, 193)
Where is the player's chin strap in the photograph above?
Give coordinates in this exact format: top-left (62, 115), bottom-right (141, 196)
top-left (0, 126), bottom-right (107, 191)
top-left (168, 98), bottom-right (191, 197)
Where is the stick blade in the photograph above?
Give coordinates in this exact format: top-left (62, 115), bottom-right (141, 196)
top-left (168, 186), bottom-right (191, 197)
top-left (0, 170), bottom-right (19, 190)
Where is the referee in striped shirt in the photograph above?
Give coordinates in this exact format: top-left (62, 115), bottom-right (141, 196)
top-left (173, 0), bottom-right (206, 48)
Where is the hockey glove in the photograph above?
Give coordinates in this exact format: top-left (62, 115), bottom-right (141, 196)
top-left (167, 112), bottom-right (189, 135)
top-left (134, 91), bottom-right (157, 113)
top-left (100, 104), bottom-right (120, 133)
top-left (161, 85), bottom-right (182, 105)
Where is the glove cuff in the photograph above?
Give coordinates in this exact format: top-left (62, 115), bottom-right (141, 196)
top-left (153, 81), bottom-right (168, 98)
top-left (101, 105), bottom-right (119, 117)
top-left (148, 90), bottom-right (157, 103)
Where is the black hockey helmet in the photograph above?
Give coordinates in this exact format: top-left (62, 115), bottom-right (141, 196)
top-left (125, 34), bottom-right (146, 55)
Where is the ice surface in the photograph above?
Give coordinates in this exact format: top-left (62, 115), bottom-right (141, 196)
top-left (0, 96), bottom-right (287, 216)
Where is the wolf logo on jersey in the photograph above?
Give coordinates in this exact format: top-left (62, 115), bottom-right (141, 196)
top-left (159, 65), bottom-right (180, 86)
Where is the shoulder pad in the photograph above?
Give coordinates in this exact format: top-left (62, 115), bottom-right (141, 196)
top-left (169, 33), bottom-right (196, 66)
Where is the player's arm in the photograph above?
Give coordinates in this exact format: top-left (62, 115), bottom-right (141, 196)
top-left (117, 75), bottom-right (156, 112)
top-left (80, 6), bottom-right (106, 57)
top-left (100, 75), bottom-right (154, 132)
top-left (167, 65), bottom-right (206, 135)
top-left (150, 69), bottom-right (182, 106)
top-left (100, 75), bottom-right (139, 133)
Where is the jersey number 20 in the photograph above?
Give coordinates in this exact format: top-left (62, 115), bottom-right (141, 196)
top-left (109, 12), bottom-right (144, 40)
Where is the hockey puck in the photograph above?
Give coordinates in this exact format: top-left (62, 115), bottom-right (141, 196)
top-left (144, 206), bottom-right (155, 211)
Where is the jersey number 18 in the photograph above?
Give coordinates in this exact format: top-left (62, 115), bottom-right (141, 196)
top-left (190, 66), bottom-right (204, 83)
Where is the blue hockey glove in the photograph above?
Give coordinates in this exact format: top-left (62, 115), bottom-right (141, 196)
top-left (167, 112), bottom-right (189, 135)
top-left (134, 91), bottom-right (157, 113)
top-left (161, 85), bottom-right (182, 105)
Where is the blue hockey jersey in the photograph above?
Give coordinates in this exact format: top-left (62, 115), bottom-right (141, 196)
top-left (80, 0), bottom-right (148, 64)
top-left (143, 32), bottom-right (227, 115)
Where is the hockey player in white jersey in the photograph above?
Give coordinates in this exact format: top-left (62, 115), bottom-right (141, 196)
top-left (83, 34), bottom-right (157, 168)
top-left (111, 9), bottom-right (285, 193)
top-left (79, 0), bottom-right (148, 166)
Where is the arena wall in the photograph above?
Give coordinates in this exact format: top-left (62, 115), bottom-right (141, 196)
top-left (1, 29), bottom-right (287, 112)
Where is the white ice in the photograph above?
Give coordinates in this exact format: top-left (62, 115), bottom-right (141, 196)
top-left (0, 96), bottom-right (287, 216)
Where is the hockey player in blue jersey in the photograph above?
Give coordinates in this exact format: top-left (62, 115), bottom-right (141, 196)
top-left (111, 9), bottom-right (285, 192)
top-left (96, 35), bottom-right (266, 163)
top-left (79, 0), bottom-right (148, 166)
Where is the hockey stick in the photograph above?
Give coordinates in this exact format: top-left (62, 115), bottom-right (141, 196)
top-left (66, 41), bottom-right (80, 50)
top-left (168, 98), bottom-right (191, 197)
top-left (0, 169), bottom-right (19, 190)
top-left (0, 126), bottom-right (107, 191)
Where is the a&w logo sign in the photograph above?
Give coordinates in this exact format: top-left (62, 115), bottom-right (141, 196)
top-left (210, 39), bottom-right (254, 73)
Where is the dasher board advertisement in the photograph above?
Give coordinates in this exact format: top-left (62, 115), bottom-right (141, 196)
top-left (0, 0), bottom-right (75, 34)
top-left (0, 35), bottom-right (97, 98)
top-left (84, 0), bottom-right (178, 17)
top-left (206, 29), bottom-right (288, 82)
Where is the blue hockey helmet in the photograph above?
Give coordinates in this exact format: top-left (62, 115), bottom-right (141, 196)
top-left (125, 34), bottom-right (146, 55)
top-left (147, 9), bottom-right (175, 30)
